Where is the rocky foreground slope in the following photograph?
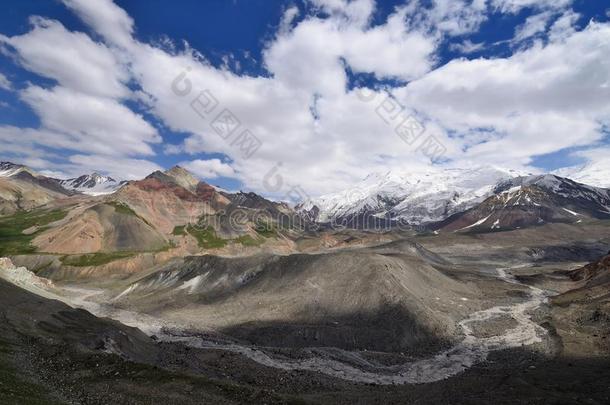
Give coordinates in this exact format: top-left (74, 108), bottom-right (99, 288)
top-left (2, 227), bottom-right (610, 403)
top-left (549, 253), bottom-right (610, 357)
top-left (110, 241), bottom-right (472, 353)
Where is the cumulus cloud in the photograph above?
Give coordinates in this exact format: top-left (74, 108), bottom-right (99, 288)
top-left (1, 17), bottom-right (129, 98)
top-left (265, 5), bottom-right (437, 91)
top-left (80, 0), bottom-right (439, 195)
top-left (180, 159), bottom-right (236, 179)
top-left (52, 0), bottom-right (610, 195)
top-left (398, 21), bottom-right (610, 167)
top-left (548, 10), bottom-right (581, 42)
top-left (0, 125), bottom-right (161, 179)
top-left (67, 154), bottom-right (162, 180)
top-left (1, 0), bottom-right (608, 198)
top-left (279, 6), bottom-right (300, 35)
top-left (0, 12), bottom-right (161, 180)
top-left (62, 0), bottom-right (134, 48)
top-left (20, 85), bottom-right (160, 156)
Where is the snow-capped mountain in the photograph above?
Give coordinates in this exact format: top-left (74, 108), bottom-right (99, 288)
top-left (298, 166), bottom-right (531, 225)
top-left (437, 174), bottom-right (610, 233)
top-left (59, 173), bottom-right (123, 196)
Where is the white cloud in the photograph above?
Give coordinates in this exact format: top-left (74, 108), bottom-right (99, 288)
top-left (163, 144), bottom-right (183, 155)
top-left (53, 0), bottom-right (610, 195)
top-left (265, 6), bottom-right (437, 91)
top-left (0, 128), bottom-right (63, 163)
top-left (399, 21), bottom-right (610, 167)
top-left (512, 11), bottom-right (554, 43)
top-left (279, 6), bottom-right (300, 35)
top-left (20, 85), bottom-right (160, 156)
top-left (491, 0), bottom-right (573, 14)
top-left (510, 9), bottom-right (581, 44)
top-left (553, 147), bottom-right (610, 188)
top-left (1, 17), bottom-right (129, 98)
top-left (180, 159), bottom-right (236, 179)
top-left (0, 72), bottom-right (11, 90)
top-left (0, 11), bottom-right (162, 180)
top-left (341, 8), bottom-right (438, 80)
top-left (1, 0), bottom-right (608, 197)
top-left (0, 124), bottom-right (161, 180)
top-left (0, 126), bottom-right (68, 155)
top-left (308, 0), bottom-right (375, 28)
top-left (67, 154), bottom-right (162, 180)
top-left (406, 0), bottom-right (489, 37)
top-left (449, 39), bottom-right (485, 54)
top-left (62, 0), bottom-right (134, 48)
top-left (548, 10), bottom-right (580, 42)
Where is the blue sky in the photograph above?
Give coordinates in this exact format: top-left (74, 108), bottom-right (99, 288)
top-left (0, 0), bottom-right (609, 195)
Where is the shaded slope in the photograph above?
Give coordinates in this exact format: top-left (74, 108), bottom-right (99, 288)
top-left (0, 262), bottom-right (299, 404)
top-left (113, 243), bottom-right (474, 352)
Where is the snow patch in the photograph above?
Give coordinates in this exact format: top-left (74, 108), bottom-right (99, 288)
top-left (177, 273), bottom-right (208, 294)
top-left (562, 208), bottom-right (581, 216)
top-left (457, 215), bottom-right (492, 231)
top-left (59, 173), bottom-right (122, 196)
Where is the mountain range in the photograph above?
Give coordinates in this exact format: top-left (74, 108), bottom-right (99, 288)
top-left (0, 160), bottom-right (305, 257)
top-left (437, 174), bottom-right (610, 232)
top-left (297, 165), bottom-right (610, 231)
top-left (1, 160), bottom-right (609, 240)
top-left (297, 166), bottom-right (529, 225)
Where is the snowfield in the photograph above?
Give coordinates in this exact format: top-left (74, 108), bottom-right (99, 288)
top-left (298, 165), bottom-right (530, 224)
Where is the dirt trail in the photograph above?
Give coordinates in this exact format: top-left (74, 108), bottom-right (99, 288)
top-left (0, 258), bottom-right (552, 385)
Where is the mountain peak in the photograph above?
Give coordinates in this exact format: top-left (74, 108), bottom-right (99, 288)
top-left (59, 172), bottom-right (120, 196)
top-left (164, 165), bottom-right (201, 191)
top-left (0, 161), bottom-right (36, 178)
top-left (438, 173), bottom-right (610, 233)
